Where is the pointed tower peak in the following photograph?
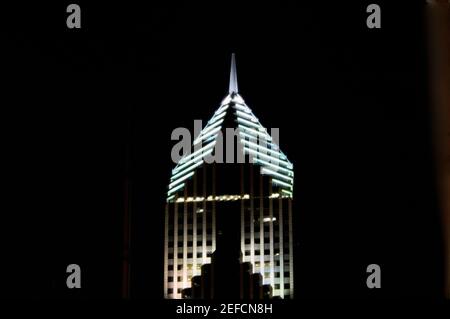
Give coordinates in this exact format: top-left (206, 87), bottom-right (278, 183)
top-left (229, 53), bottom-right (238, 94)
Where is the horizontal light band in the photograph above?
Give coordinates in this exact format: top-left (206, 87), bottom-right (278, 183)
top-left (198, 119), bottom-right (223, 138)
top-left (171, 160), bottom-right (204, 181)
top-left (253, 158), bottom-right (293, 176)
top-left (261, 167), bottom-right (293, 182)
top-left (281, 189), bottom-right (293, 196)
top-left (194, 126), bottom-right (222, 145)
top-left (208, 111), bottom-right (227, 125)
top-left (237, 117), bottom-right (261, 130)
top-left (236, 110), bottom-right (257, 122)
top-left (272, 178), bottom-right (293, 189)
top-left (169, 171), bottom-right (195, 189)
top-left (238, 125), bottom-right (272, 140)
top-left (167, 195), bottom-right (175, 202)
top-left (244, 147), bottom-right (292, 168)
top-left (178, 141), bottom-right (216, 165)
top-left (167, 183), bottom-right (185, 196)
top-left (241, 139), bottom-right (286, 159)
top-left (234, 103), bottom-right (251, 113)
top-left (173, 148), bottom-right (213, 174)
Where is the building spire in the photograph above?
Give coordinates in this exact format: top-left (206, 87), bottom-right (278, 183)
top-left (229, 53), bottom-right (238, 94)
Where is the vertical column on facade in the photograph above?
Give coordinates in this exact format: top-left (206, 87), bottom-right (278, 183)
top-left (288, 199), bottom-right (294, 298)
top-left (240, 164), bottom-right (245, 299)
top-left (212, 164), bottom-right (216, 253)
top-left (202, 165), bottom-right (207, 265)
top-left (250, 165), bottom-right (255, 267)
top-left (193, 174), bottom-right (197, 278)
top-left (259, 175), bottom-right (264, 281)
top-left (278, 198), bottom-right (284, 299)
top-left (269, 186), bottom-right (275, 288)
top-left (183, 187), bottom-right (188, 292)
top-left (173, 201), bottom-right (179, 297)
top-left (240, 164), bottom-right (245, 259)
top-left (164, 204), bottom-right (169, 298)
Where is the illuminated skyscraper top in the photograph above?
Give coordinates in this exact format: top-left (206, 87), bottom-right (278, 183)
top-left (167, 54), bottom-right (294, 203)
top-left (164, 54), bottom-right (295, 299)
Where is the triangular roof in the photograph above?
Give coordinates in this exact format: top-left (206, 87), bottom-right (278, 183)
top-left (167, 54), bottom-right (293, 202)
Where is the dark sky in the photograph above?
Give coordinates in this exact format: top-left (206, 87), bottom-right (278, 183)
top-left (0, 1), bottom-right (444, 300)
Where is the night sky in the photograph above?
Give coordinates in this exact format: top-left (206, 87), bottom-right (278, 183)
top-left (0, 1), bottom-right (445, 301)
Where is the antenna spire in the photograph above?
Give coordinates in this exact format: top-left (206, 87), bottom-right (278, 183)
top-left (229, 53), bottom-right (238, 94)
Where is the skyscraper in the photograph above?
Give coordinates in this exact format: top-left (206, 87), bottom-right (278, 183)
top-left (164, 54), bottom-right (294, 299)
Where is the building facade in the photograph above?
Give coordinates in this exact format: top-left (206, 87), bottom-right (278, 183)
top-left (164, 54), bottom-right (294, 299)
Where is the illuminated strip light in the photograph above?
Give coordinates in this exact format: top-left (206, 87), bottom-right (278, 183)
top-left (215, 105), bottom-right (229, 116)
top-left (221, 96), bottom-right (232, 105)
top-left (244, 147), bottom-right (292, 169)
top-left (238, 125), bottom-right (272, 141)
top-left (173, 148), bottom-right (213, 173)
top-left (167, 183), bottom-right (186, 196)
top-left (236, 110), bottom-right (258, 122)
top-left (203, 134), bottom-right (218, 144)
top-left (217, 103), bottom-right (230, 112)
top-left (171, 160), bottom-right (204, 181)
top-left (237, 117), bottom-right (261, 130)
top-left (208, 110), bottom-right (227, 124)
top-left (167, 195), bottom-right (175, 202)
top-left (178, 141), bottom-right (216, 165)
top-left (234, 103), bottom-right (251, 113)
top-left (241, 139), bottom-right (286, 159)
top-left (169, 171), bottom-right (195, 189)
top-left (239, 131), bottom-right (260, 141)
top-left (194, 126), bottom-right (222, 145)
top-left (281, 189), bottom-right (293, 196)
top-left (261, 167), bottom-right (293, 183)
top-left (272, 178), bottom-right (293, 190)
top-left (253, 158), bottom-right (293, 176)
top-left (198, 119), bottom-right (223, 137)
